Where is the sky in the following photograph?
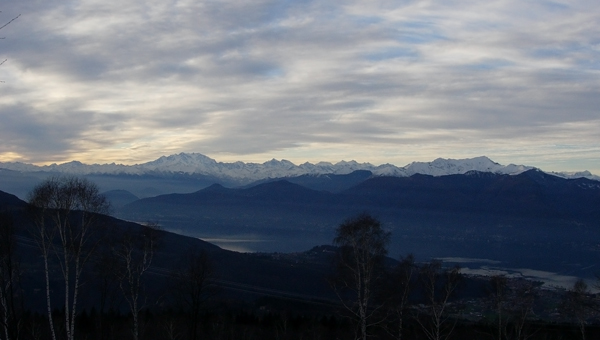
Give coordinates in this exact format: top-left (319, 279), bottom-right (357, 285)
top-left (1, 0), bottom-right (599, 174)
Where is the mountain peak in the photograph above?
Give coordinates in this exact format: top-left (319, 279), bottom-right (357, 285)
top-left (198, 183), bottom-right (228, 193)
top-left (403, 156), bottom-right (527, 177)
top-left (0, 153), bottom-right (596, 183)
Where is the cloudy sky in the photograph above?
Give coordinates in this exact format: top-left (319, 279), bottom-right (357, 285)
top-left (1, 0), bottom-right (599, 173)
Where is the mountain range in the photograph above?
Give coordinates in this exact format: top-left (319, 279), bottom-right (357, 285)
top-left (114, 168), bottom-right (600, 282)
top-left (1, 153), bottom-right (598, 182)
top-left (2, 152), bottom-right (600, 285)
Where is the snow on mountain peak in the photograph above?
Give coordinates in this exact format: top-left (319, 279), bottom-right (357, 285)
top-left (548, 170), bottom-right (600, 181)
top-left (402, 156), bottom-right (528, 177)
top-left (263, 159), bottom-right (295, 167)
top-left (142, 152), bottom-right (218, 173)
top-left (0, 152), bottom-right (596, 182)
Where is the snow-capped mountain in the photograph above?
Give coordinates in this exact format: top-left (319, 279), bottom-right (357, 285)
top-left (548, 170), bottom-right (597, 180)
top-left (0, 153), bottom-right (597, 182)
top-left (399, 156), bottom-right (535, 177)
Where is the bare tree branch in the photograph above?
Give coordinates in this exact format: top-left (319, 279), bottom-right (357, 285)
top-left (28, 176), bottom-right (109, 340)
top-left (0, 13), bottom-right (20, 33)
top-left (331, 213), bottom-right (390, 340)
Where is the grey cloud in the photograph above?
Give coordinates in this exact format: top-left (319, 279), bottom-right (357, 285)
top-left (0, 104), bottom-right (87, 160)
top-left (1, 0), bottom-right (599, 171)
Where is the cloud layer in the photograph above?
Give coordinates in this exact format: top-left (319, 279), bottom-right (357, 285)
top-left (1, 0), bottom-right (599, 172)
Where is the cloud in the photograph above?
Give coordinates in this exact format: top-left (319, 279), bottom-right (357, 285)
top-left (1, 0), bottom-right (599, 173)
top-left (0, 103), bottom-right (90, 161)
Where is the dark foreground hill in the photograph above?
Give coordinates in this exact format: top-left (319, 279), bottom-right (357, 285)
top-left (117, 170), bottom-right (600, 280)
top-left (0, 189), bottom-right (26, 207)
top-left (0, 193), bottom-right (339, 315)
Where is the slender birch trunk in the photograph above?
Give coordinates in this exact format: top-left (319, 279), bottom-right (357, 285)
top-left (29, 176), bottom-right (109, 340)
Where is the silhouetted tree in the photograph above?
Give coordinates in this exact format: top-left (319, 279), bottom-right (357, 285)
top-left (161, 316), bottom-right (184, 340)
top-left (561, 279), bottom-right (592, 340)
top-left (0, 212), bottom-right (23, 340)
top-left (487, 275), bottom-right (508, 340)
top-left (93, 243), bottom-right (122, 340)
top-left (332, 213), bottom-right (391, 340)
top-left (28, 176), bottom-right (109, 340)
top-left (170, 248), bottom-right (213, 340)
top-left (113, 224), bottom-right (160, 340)
top-left (505, 280), bottom-right (539, 340)
top-left (383, 254), bottom-right (416, 340)
top-left (416, 260), bottom-right (462, 340)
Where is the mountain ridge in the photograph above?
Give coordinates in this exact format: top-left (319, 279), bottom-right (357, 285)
top-left (116, 168), bottom-right (600, 280)
top-left (1, 153), bottom-right (597, 182)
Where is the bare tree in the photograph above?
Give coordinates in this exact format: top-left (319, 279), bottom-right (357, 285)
top-left (28, 176), bottom-right (109, 340)
top-left (113, 224), bottom-right (160, 340)
top-left (332, 213), bottom-right (391, 340)
top-left (161, 317), bottom-right (184, 340)
top-left (0, 13), bottom-right (20, 35)
top-left (93, 243), bottom-right (122, 340)
top-left (416, 260), bottom-right (462, 340)
top-left (170, 248), bottom-right (213, 340)
top-left (0, 212), bottom-right (23, 340)
top-left (382, 254), bottom-right (416, 340)
top-left (487, 275), bottom-right (508, 340)
top-left (505, 280), bottom-right (539, 340)
top-left (561, 279), bottom-right (592, 340)
top-left (1, 11), bottom-right (20, 82)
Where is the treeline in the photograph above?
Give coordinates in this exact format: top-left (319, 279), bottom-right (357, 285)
top-left (2, 288), bottom-right (600, 340)
top-left (1, 177), bottom-right (599, 340)
top-left (314, 213), bottom-right (600, 340)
